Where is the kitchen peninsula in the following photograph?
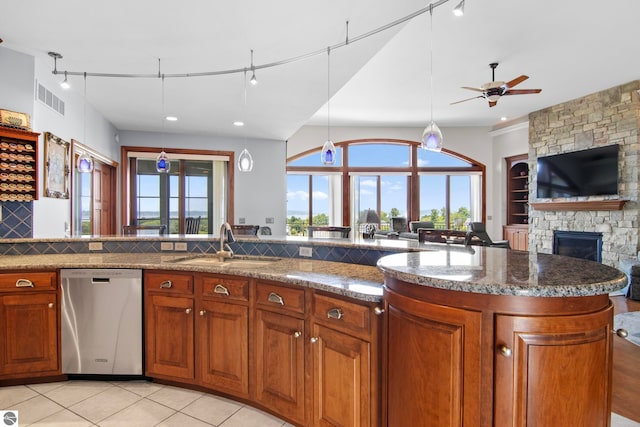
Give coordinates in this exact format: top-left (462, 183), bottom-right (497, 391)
top-left (0, 236), bottom-right (628, 426)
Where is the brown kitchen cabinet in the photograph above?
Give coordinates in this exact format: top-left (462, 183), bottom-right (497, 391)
top-left (197, 274), bottom-right (249, 398)
top-left (0, 271), bottom-right (59, 380)
top-left (309, 292), bottom-right (381, 427)
top-left (383, 276), bottom-right (615, 427)
top-left (254, 281), bottom-right (306, 425)
top-left (503, 224), bottom-right (528, 251)
top-left (144, 270), bottom-right (195, 381)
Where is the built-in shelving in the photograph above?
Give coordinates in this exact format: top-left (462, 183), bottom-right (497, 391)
top-left (0, 127), bottom-right (39, 202)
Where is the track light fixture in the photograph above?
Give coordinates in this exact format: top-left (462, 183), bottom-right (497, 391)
top-left (421, 5), bottom-right (443, 153)
top-left (78, 73), bottom-right (94, 173)
top-left (453, 0), bottom-right (465, 16)
top-left (60, 71), bottom-right (70, 90)
top-left (321, 47), bottom-right (336, 165)
top-left (238, 70), bottom-right (254, 172)
top-left (250, 49), bottom-right (258, 86)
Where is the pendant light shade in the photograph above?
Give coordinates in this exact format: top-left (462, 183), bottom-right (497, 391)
top-left (77, 152), bottom-right (94, 173)
top-left (238, 148), bottom-right (254, 172)
top-left (422, 121), bottom-right (443, 152)
top-left (321, 140), bottom-right (336, 165)
top-left (156, 150), bottom-right (170, 173)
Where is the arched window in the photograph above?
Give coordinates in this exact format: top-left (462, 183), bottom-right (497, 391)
top-left (286, 139), bottom-right (485, 236)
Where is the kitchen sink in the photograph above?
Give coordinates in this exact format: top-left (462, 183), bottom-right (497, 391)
top-left (172, 255), bottom-right (281, 268)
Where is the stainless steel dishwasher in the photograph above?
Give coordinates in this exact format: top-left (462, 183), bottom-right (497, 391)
top-left (61, 269), bottom-right (143, 376)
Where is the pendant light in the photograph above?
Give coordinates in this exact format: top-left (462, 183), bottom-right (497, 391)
top-left (77, 73), bottom-right (94, 173)
top-left (422, 5), bottom-right (443, 152)
top-left (238, 69), bottom-right (254, 172)
top-left (156, 65), bottom-right (170, 173)
top-left (321, 47), bottom-right (336, 165)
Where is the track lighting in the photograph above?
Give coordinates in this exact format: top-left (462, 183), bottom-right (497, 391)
top-left (321, 47), bottom-right (337, 165)
top-left (453, 0), bottom-right (465, 16)
top-left (156, 150), bottom-right (170, 173)
top-left (250, 49), bottom-right (258, 85)
top-left (238, 148), bottom-right (254, 172)
top-left (422, 6), bottom-right (443, 152)
top-left (238, 71), bottom-right (254, 172)
top-left (60, 71), bottom-right (70, 89)
top-left (77, 152), bottom-right (93, 173)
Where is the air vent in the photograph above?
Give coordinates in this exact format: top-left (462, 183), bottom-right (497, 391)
top-left (35, 81), bottom-right (65, 116)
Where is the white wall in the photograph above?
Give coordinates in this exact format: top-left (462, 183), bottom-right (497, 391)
top-left (120, 131), bottom-right (287, 235)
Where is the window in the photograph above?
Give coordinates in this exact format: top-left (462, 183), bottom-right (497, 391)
top-left (287, 140), bottom-right (484, 235)
top-left (124, 147), bottom-right (233, 234)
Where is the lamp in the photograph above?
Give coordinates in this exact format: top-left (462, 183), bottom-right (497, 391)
top-left (78, 73), bottom-right (94, 173)
top-left (421, 5), bottom-right (443, 152)
top-left (321, 47), bottom-right (337, 165)
top-left (238, 69), bottom-right (254, 172)
top-left (453, 0), bottom-right (465, 16)
top-left (60, 71), bottom-right (70, 90)
top-left (156, 65), bottom-right (171, 173)
top-left (249, 49), bottom-right (258, 86)
top-left (360, 209), bottom-right (380, 239)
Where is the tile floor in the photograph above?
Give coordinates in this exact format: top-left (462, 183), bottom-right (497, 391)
top-left (0, 380), bottom-right (294, 427)
top-left (0, 379), bottom-right (638, 426)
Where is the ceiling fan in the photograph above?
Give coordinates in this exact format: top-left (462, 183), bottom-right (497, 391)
top-left (452, 63), bottom-right (542, 107)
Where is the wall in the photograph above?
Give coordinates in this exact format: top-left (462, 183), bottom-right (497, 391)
top-left (528, 81), bottom-right (640, 266)
top-left (287, 125), bottom-right (505, 237)
top-left (120, 131), bottom-right (287, 235)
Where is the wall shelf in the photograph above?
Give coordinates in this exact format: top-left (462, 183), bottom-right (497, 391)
top-left (530, 200), bottom-right (628, 211)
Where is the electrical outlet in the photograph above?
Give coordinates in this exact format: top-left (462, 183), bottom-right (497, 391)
top-left (88, 242), bottom-right (103, 251)
top-left (265, 217), bottom-right (274, 224)
top-left (174, 242), bottom-right (188, 251)
top-left (161, 242), bottom-right (174, 251)
top-left (299, 247), bottom-right (312, 257)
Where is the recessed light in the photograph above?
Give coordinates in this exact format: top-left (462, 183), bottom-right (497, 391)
top-left (233, 121), bottom-right (244, 127)
top-left (500, 116), bottom-right (507, 121)
top-left (165, 116), bottom-right (178, 122)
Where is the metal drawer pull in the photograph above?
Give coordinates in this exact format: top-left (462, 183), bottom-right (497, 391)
top-left (268, 292), bottom-right (284, 305)
top-left (615, 328), bottom-right (628, 338)
top-left (374, 307), bottom-right (385, 315)
top-left (15, 279), bottom-right (34, 288)
top-left (48, 302), bottom-right (55, 309)
top-left (185, 308), bottom-right (192, 314)
top-left (327, 308), bottom-right (343, 320)
top-left (159, 280), bottom-right (173, 289)
top-left (214, 284), bottom-right (230, 296)
top-left (199, 310), bottom-right (207, 316)
top-left (293, 331), bottom-right (302, 338)
top-left (498, 344), bottom-right (512, 357)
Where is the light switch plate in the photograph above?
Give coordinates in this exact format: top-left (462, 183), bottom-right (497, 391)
top-left (238, 217), bottom-right (246, 224)
top-left (299, 247), bottom-right (312, 257)
top-left (265, 217), bottom-right (274, 224)
top-left (175, 242), bottom-right (188, 251)
top-left (161, 242), bottom-right (174, 251)
top-left (88, 242), bottom-right (103, 251)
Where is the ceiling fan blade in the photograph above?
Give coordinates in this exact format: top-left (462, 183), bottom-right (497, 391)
top-left (461, 86), bottom-right (484, 92)
top-left (504, 89), bottom-right (542, 95)
top-left (505, 75), bottom-right (529, 88)
top-left (450, 95), bottom-right (483, 105)
top-left (488, 100), bottom-right (498, 107)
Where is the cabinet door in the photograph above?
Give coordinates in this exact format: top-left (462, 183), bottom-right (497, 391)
top-left (494, 305), bottom-right (613, 427)
top-left (311, 323), bottom-right (371, 427)
top-left (197, 299), bottom-right (248, 397)
top-left (145, 294), bottom-right (194, 380)
top-left (255, 309), bottom-right (305, 425)
top-left (385, 291), bottom-right (482, 427)
top-left (0, 293), bottom-right (58, 376)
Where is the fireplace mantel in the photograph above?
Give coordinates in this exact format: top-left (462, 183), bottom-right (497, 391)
top-left (530, 200), bottom-right (628, 211)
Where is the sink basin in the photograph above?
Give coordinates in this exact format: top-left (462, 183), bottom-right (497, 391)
top-left (172, 255), bottom-right (281, 269)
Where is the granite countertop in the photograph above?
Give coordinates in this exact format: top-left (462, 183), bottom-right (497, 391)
top-left (0, 253), bottom-right (384, 302)
top-left (377, 247), bottom-right (628, 297)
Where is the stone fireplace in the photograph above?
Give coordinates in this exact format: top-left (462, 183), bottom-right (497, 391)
top-left (528, 80), bottom-right (640, 267)
top-left (553, 230), bottom-right (603, 263)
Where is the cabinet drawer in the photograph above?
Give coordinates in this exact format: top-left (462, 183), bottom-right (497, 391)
top-left (144, 271), bottom-right (193, 295)
top-left (255, 282), bottom-right (305, 315)
top-left (200, 274), bottom-right (249, 302)
top-left (0, 271), bottom-right (57, 291)
top-left (312, 293), bottom-right (370, 335)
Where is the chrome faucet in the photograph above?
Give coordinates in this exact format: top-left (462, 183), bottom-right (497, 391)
top-left (217, 222), bottom-right (235, 259)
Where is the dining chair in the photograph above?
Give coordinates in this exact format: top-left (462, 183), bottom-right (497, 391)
top-left (185, 216), bottom-right (201, 234)
top-left (123, 224), bottom-right (167, 236)
top-left (307, 226), bottom-right (351, 238)
top-left (231, 225), bottom-right (260, 236)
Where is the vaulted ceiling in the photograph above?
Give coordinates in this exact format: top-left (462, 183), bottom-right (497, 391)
top-left (2, 0), bottom-right (639, 141)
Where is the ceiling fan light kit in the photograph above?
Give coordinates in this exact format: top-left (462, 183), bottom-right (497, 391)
top-left (452, 62), bottom-right (542, 107)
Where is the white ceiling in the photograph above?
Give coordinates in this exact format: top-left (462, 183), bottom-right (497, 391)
top-left (2, 0), bottom-right (640, 142)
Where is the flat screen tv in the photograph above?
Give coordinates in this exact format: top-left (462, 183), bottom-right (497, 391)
top-left (536, 145), bottom-right (619, 198)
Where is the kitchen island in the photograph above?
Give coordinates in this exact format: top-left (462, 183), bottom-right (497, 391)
top-left (378, 248), bottom-right (627, 427)
top-left (0, 237), bottom-right (629, 426)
